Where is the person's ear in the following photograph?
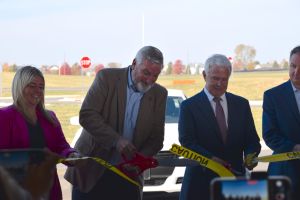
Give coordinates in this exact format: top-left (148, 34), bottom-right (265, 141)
top-left (131, 59), bottom-right (137, 70)
top-left (202, 71), bottom-right (207, 81)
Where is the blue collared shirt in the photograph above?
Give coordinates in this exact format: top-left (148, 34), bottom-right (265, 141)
top-left (123, 69), bottom-right (144, 142)
top-left (110, 69), bottom-right (143, 164)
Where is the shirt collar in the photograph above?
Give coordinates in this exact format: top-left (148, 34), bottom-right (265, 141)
top-left (290, 81), bottom-right (299, 92)
top-left (127, 68), bottom-right (138, 92)
top-left (204, 87), bottom-right (226, 102)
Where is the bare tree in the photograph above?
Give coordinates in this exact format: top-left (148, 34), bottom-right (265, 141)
top-left (280, 59), bottom-right (289, 69)
top-left (165, 62), bottom-right (173, 75)
top-left (272, 60), bottom-right (280, 69)
top-left (71, 63), bottom-right (81, 75)
top-left (233, 44), bottom-right (256, 71)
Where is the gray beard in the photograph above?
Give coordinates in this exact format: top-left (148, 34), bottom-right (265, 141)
top-left (135, 82), bottom-right (152, 93)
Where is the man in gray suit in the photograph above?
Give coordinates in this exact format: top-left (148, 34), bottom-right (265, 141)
top-left (65, 46), bottom-right (168, 200)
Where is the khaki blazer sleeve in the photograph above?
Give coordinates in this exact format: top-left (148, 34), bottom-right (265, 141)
top-left (79, 69), bottom-right (123, 150)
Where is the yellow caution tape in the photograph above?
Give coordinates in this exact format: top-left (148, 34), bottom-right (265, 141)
top-left (57, 148), bottom-right (299, 186)
top-left (169, 144), bottom-right (235, 177)
top-left (58, 156), bottom-right (140, 187)
top-left (253, 151), bottom-right (300, 163)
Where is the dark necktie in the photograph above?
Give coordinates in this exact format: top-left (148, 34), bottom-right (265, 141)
top-left (213, 97), bottom-right (227, 143)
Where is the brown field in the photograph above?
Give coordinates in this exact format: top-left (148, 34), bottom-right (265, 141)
top-left (0, 70), bottom-right (289, 142)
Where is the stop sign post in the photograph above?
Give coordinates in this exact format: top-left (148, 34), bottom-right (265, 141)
top-left (80, 56), bottom-right (91, 68)
top-left (80, 56), bottom-right (91, 94)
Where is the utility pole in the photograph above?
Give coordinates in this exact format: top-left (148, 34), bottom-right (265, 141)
top-left (142, 13), bottom-right (145, 46)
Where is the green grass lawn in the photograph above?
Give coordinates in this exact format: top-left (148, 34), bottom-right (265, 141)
top-left (0, 70), bottom-right (288, 143)
top-left (1, 71), bottom-right (289, 99)
top-left (46, 104), bottom-right (81, 143)
top-left (158, 71), bottom-right (289, 100)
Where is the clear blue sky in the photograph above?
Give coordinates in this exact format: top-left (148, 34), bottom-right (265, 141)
top-left (0, 0), bottom-right (299, 67)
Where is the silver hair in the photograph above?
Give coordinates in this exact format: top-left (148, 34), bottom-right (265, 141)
top-left (204, 54), bottom-right (232, 75)
top-left (135, 46), bottom-right (164, 68)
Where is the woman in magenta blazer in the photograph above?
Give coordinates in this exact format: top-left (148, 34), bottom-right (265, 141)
top-left (0, 66), bottom-right (77, 200)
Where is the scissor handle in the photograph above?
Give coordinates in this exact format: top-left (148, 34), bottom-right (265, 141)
top-left (117, 153), bottom-right (158, 177)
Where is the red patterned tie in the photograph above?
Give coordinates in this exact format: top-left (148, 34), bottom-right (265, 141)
top-left (214, 97), bottom-right (227, 143)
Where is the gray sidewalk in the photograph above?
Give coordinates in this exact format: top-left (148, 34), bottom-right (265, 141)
top-left (58, 164), bottom-right (72, 200)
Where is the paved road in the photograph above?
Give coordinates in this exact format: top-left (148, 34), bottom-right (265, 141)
top-left (0, 96), bottom-right (263, 107)
top-left (58, 165), bottom-right (72, 200)
top-left (0, 95), bottom-right (83, 107)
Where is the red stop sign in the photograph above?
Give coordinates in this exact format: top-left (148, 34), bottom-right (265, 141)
top-left (80, 56), bottom-right (91, 68)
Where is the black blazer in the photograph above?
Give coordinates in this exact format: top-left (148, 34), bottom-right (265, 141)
top-left (178, 90), bottom-right (261, 200)
top-left (263, 80), bottom-right (300, 188)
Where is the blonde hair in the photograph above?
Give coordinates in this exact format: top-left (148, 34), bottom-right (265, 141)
top-left (12, 66), bottom-right (56, 125)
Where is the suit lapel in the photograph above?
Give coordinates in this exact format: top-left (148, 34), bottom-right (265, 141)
top-left (116, 67), bottom-right (129, 133)
top-left (284, 81), bottom-right (300, 124)
top-left (115, 66), bottom-right (153, 146)
top-left (225, 93), bottom-right (235, 145)
top-left (133, 89), bottom-right (154, 145)
top-left (197, 91), bottom-right (224, 145)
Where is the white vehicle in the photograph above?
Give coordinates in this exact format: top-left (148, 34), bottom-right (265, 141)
top-left (143, 89), bottom-right (186, 198)
top-left (70, 89), bottom-right (186, 198)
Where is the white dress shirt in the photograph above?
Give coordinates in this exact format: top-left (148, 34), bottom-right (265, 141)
top-left (204, 87), bottom-right (228, 127)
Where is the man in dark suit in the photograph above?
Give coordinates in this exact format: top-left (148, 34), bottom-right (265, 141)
top-left (263, 46), bottom-right (300, 199)
top-left (178, 54), bottom-right (261, 200)
top-left (64, 46), bottom-right (168, 200)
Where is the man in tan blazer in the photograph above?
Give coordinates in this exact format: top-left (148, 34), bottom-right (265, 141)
top-left (65, 46), bottom-right (167, 200)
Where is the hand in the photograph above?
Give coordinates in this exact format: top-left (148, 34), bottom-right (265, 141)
top-left (293, 144), bottom-right (300, 151)
top-left (121, 163), bottom-right (141, 176)
top-left (0, 166), bottom-right (30, 200)
top-left (22, 149), bottom-right (61, 199)
top-left (65, 152), bottom-right (84, 166)
top-left (244, 152), bottom-right (258, 170)
top-left (68, 152), bottom-right (82, 158)
top-left (116, 137), bottom-right (137, 159)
